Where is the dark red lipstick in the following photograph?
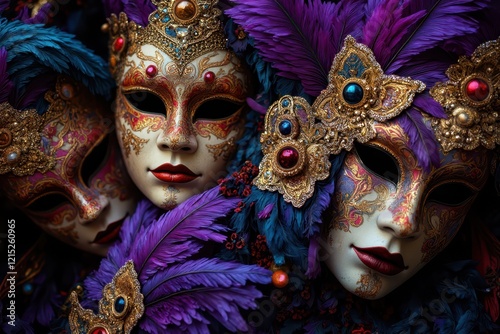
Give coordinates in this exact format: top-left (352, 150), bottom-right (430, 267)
top-left (353, 246), bottom-right (407, 276)
top-left (150, 163), bottom-right (199, 183)
top-left (92, 216), bottom-right (126, 244)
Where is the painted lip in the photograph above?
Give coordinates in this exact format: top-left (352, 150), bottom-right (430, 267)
top-left (150, 163), bottom-right (199, 183)
top-left (353, 246), bottom-right (406, 276)
top-left (92, 216), bottom-right (127, 245)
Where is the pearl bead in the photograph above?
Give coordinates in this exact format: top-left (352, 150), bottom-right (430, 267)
top-left (343, 82), bottom-right (364, 105)
top-left (277, 147), bottom-right (299, 169)
top-left (465, 78), bottom-right (489, 101)
top-left (272, 270), bottom-right (289, 288)
top-left (6, 151), bottom-right (18, 162)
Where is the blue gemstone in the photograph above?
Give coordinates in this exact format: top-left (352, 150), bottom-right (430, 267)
top-left (278, 120), bottom-right (292, 135)
top-left (166, 27), bottom-right (176, 37)
top-left (282, 99), bottom-right (290, 108)
top-left (343, 82), bottom-right (364, 105)
top-left (162, 15), bottom-right (171, 23)
top-left (114, 296), bottom-right (126, 314)
top-left (23, 283), bottom-right (33, 295)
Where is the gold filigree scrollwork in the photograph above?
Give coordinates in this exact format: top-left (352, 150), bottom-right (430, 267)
top-left (206, 137), bottom-right (236, 161)
top-left (255, 36), bottom-right (425, 208)
top-left (0, 103), bottom-right (55, 176)
top-left (430, 38), bottom-right (500, 152)
top-left (313, 35), bottom-right (425, 154)
top-left (107, 0), bottom-right (227, 77)
top-left (254, 96), bottom-right (331, 208)
top-left (69, 260), bottom-right (144, 334)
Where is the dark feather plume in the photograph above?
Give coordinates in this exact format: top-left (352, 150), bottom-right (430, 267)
top-left (226, 0), bottom-right (337, 96)
top-left (397, 108), bottom-right (440, 172)
top-left (386, 0), bottom-right (489, 74)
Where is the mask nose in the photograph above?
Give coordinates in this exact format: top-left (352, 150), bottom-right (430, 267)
top-left (376, 193), bottom-right (422, 239)
top-left (157, 105), bottom-right (198, 152)
top-left (70, 187), bottom-right (109, 223)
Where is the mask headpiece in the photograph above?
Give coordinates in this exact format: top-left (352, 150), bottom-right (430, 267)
top-left (107, 0), bottom-right (227, 78)
top-left (0, 19), bottom-right (114, 177)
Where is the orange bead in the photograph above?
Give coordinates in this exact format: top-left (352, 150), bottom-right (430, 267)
top-left (272, 269), bottom-right (289, 288)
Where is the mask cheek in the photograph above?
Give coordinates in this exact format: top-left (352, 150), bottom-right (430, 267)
top-left (420, 201), bottom-right (473, 263)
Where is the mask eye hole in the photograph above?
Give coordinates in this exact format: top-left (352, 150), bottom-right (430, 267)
top-left (26, 193), bottom-right (70, 213)
top-left (81, 135), bottom-right (110, 187)
top-left (427, 183), bottom-right (475, 206)
top-left (354, 143), bottom-right (399, 185)
top-left (124, 91), bottom-right (165, 115)
top-left (193, 98), bottom-right (243, 122)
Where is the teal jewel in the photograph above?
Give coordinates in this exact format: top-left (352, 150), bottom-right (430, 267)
top-left (114, 296), bottom-right (126, 314)
top-left (278, 120), bottom-right (292, 136)
top-left (343, 82), bottom-right (363, 105)
top-left (162, 15), bottom-right (171, 23)
top-left (166, 27), bottom-right (176, 37)
top-left (22, 283), bottom-right (33, 295)
top-left (281, 99), bottom-right (290, 108)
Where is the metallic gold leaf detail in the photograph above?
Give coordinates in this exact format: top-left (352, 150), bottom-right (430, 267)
top-left (69, 260), bottom-right (144, 334)
top-left (313, 35), bottom-right (425, 154)
top-left (430, 38), bottom-right (500, 152)
top-left (107, 0), bottom-right (227, 78)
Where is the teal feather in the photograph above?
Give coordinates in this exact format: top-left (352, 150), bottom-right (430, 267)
top-left (0, 18), bottom-right (113, 105)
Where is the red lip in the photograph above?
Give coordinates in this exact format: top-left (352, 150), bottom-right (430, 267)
top-left (92, 216), bottom-right (126, 245)
top-left (150, 163), bottom-right (199, 183)
top-left (353, 246), bottom-right (406, 276)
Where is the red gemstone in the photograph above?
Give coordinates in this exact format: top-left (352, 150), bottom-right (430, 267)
top-left (278, 147), bottom-right (299, 169)
top-left (272, 270), bottom-right (289, 288)
top-left (465, 78), bottom-right (489, 101)
top-left (146, 65), bottom-right (158, 78)
top-left (91, 327), bottom-right (108, 334)
top-left (204, 71), bottom-right (215, 83)
top-left (113, 37), bottom-right (125, 52)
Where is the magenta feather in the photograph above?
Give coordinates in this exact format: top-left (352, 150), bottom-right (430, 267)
top-left (226, 0), bottom-right (337, 97)
top-left (132, 187), bottom-right (236, 281)
top-left (386, 0), bottom-right (489, 74)
top-left (362, 0), bottom-right (426, 69)
top-left (397, 108), bottom-right (441, 172)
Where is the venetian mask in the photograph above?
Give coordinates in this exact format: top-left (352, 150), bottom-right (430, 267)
top-left (108, 1), bottom-right (249, 209)
top-left (0, 76), bottom-right (137, 256)
top-left (323, 120), bottom-right (491, 299)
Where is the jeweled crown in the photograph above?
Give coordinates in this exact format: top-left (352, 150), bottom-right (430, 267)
top-left (107, 0), bottom-right (227, 78)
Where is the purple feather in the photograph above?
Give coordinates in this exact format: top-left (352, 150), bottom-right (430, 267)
top-left (132, 187), bottom-right (236, 281)
top-left (306, 235), bottom-right (321, 278)
top-left (124, 0), bottom-right (156, 26)
top-left (0, 47), bottom-right (13, 103)
top-left (258, 203), bottom-right (274, 219)
top-left (362, 0), bottom-right (426, 69)
top-left (386, 0), bottom-right (489, 74)
top-left (12, 74), bottom-right (57, 109)
top-left (0, 0), bottom-right (8, 13)
top-left (246, 97), bottom-right (267, 115)
top-left (24, 3), bottom-right (53, 24)
top-left (144, 286), bottom-right (265, 333)
top-left (397, 108), bottom-right (441, 172)
top-left (330, 0), bottom-right (368, 55)
top-left (142, 258), bottom-right (270, 301)
top-left (226, 0), bottom-right (337, 96)
top-left (101, 0), bottom-right (124, 17)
